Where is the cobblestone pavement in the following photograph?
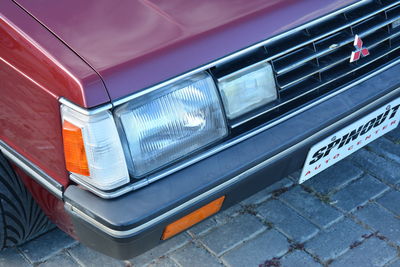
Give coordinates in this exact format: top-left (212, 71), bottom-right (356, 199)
top-left (1, 128), bottom-right (400, 267)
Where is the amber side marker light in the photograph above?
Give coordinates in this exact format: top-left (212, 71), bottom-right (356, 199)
top-left (161, 196), bottom-right (225, 240)
top-left (62, 120), bottom-right (90, 176)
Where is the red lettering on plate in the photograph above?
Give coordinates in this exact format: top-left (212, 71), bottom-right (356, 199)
top-left (348, 145), bottom-right (354, 151)
top-left (305, 171), bottom-right (311, 176)
top-left (365, 134), bottom-right (372, 141)
top-left (391, 120), bottom-right (397, 126)
top-left (315, 164), bottom-right (322, 170)
top-left (333, 154), bottom-right (340, 159)
top-left (357, 140), bottom-right (362, 146)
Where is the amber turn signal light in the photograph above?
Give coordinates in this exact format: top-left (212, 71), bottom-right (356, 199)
top-left (161, 196), bottom-right (225, 240)
top-left (62, 120), bottom-right (90, 176)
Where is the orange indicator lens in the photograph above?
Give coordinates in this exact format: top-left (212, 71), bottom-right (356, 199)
top-left (161, 196), bottom-right (225, 240)
top-left (62, 120), bottom-right (90, 176)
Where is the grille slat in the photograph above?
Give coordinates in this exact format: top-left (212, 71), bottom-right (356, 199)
top-left (274, 11), bottom-right (400, 76)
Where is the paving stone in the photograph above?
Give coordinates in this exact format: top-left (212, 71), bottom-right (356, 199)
top-left (280, 186), bottom-right (343, 228)
top-left (280, 250), bottom-right (322, 267)
top-left (330, 237), bottom-right (397, 267)
top-left (240, 177), bottom-right (293, 205)
top-left (368, 138), bottom-right (400, 164)
top-left (187, 217), bottom-right (218, 237)
top-left (377, 190), bottom-right (400, 216)
top-left (386, 128), bottom-right (400, 143)
top-left (352, 150), bottom-right (400, 185)
top-left (388, 258), bottom-right (400, 267)
top-left (353, 203), bottom-right (400, 245)
top-left (199, 213), bottom-right (265, 256)
top-left (305, 218), bottom-right (371, 262)
top-left (0, 248), bottom-right (30, 267)
top-left (19, 228), bottom-right (77, 264)
top-left (304, 160), bottom-right (363, 195)
top-left (222, 230), bottom-right (289, 267)
top-left (129, 232), bottom-right (190, 266)
top-left (213, 204), bottom-right (242, 225)
top-left (37, 253), bottom-right (78, 267)
top-left (257, 199), bottom-right (319, 242)
top-left (170, 241), bottom-right (222, 267)
top-left (332, 174), bottom-right (388, 212)
top-left (147, 257), bottom-right (179, 267)
top-left (68, 243), bottom-right (124, 266)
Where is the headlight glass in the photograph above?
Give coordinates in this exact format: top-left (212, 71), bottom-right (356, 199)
top-left (217, 62), bottom-right (277, 119)
top-left (114, 72), bottom-right (228, 177)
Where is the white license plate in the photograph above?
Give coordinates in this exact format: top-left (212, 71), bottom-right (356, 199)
top-left (299, 98), bottom-right (400, 183)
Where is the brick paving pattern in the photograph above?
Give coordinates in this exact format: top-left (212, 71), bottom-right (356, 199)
top-left (1, 128), bottom-right (400, 267)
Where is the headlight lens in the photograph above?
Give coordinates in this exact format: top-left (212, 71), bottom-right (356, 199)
top-left (217, 62), bottom-right (277, 119)
top-left (114, 72), bottom-right (228, 177)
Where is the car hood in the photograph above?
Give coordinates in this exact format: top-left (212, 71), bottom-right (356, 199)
top-left (15, 0), bottom-right (357, 105)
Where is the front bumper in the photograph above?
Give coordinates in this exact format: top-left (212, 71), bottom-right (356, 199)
top-left (64, 61), bottom-right (400, 260)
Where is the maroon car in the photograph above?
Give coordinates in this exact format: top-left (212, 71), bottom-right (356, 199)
top-left (1, 0), bottom-right (400, 259)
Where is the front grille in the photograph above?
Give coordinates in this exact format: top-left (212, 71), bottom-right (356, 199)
top-left (213, 0), bottom-right (400, 130)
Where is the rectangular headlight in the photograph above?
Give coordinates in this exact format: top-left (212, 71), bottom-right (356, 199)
top-left (114, 72), bottom-right (228, 177)
top-left (217, 62), bottom-right (277, 119)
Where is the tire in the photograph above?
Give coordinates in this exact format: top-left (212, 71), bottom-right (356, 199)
top-left (0, 152), bottom-right (53, 249)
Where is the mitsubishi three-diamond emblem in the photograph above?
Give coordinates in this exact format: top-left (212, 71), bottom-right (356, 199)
top-left (350, 34), bottom-right (370, 63)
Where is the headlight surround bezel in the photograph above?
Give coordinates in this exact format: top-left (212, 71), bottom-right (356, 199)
top-left (216, 61), bottom-right (278, 120)
top-left (113, 72), bottom-right (229, 178)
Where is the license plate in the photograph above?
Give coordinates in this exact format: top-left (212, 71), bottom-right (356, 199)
top-left (299, 98), bottom-right (400, 183)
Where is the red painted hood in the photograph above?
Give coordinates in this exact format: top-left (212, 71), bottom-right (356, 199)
top-left (15, 0), bottom-right (357, 104)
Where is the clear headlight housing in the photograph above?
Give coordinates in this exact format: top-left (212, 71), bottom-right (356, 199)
top-left (61, 105), bottom-right (130, 190)
top-left (217, 62), bottom-right (277, 119)
top-left (114, 72), bottom-right (228, 177)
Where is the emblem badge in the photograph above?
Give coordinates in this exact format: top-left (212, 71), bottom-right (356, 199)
top-left (350, 35), bottom-right (369, 63)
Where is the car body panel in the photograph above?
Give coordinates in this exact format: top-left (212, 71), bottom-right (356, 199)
top-left (14, 0), bottom-right (357, 102)
top-left (0, 1), bottom-right (109, 190)
top-left (1, 0), bottom-right (110, 108)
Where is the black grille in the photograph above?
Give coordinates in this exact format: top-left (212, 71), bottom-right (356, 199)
top-left (212, 0), bottom-right (400, 130)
